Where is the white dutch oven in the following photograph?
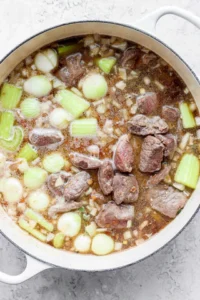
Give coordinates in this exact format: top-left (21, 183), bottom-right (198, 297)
top-left (0, 6), bottom-right (200, 284)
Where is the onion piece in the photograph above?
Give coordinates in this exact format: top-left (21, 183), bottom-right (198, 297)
top-left (24, 75), bottom-right (52, 97)
top-left (49, 108), bottom-right (70, 129)
top-left (35, 49), bottom-right (58, 73)
top-left (3, 177), bottom-right (23, 203)
top-left (82, 74), bottom-right (108, 100)
top-left (74, 234), bottom-right (91, 253)
top-left (24, 167), bottom-right (47, 189)
top-left (57, 212), bottom-right (81, 237)
top-left (43, 153), bottom-right (65, 173)
top-left (91, 233), bottom-right (114, 255)
top-left (20, 98), bottom-right (41, 119)
top-left (27, 190), bottom-right (50, 212)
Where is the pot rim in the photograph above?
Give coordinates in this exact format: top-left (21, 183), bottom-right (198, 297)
top-left (0, 20), bottom-right (200, 271)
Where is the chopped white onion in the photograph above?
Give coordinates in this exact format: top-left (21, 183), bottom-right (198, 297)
top-left (143, 76), bottom-right (151, 85)
top-left (74, 234), bottom-right (91, 253)
top-left (154, 80), bottom-right (165, 91)
top-left (173, 182), bottom-right (185, 191)
top-left (35, 49), bottom-right (58, 73)
top-left (123, 230), bottom-right (132, 240)
top-left (24, 75), bottom-right (52, 97)
top-left (85, 222), bottom-right (97, 237)
top-left (114, 242), bottom-right (122, 251)
top-left (27, 190), bottom-right (50, 212)
top-left (179, 132), bottom-right (190, 150)
top-left (57, 212), bottom-right (81, 237)
top-left (115, 81), bottom-right (126, 90)
top-left (49, 108), bottom-right (70, 129)
top-left (195, 116), bottom-right (200, 126)
top-left (3, 177), bottom-right (23, 203)
top-left (91, 233), bottom-right (114, 255)
top-left (87, 145), bottom-right (100, 157)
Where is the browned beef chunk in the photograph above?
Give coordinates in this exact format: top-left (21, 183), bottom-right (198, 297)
top-left (128, 114), bottom-right (169, 136)
top-left (95, 201), bottom-right (134, 229)
top-left (47, 171), bottom-right (71, 197)
top-left (29, 128), bottom-right (64, 149)
top-left (64, 171), bottom-right (90, 201)
top-left (114, 134), bottom-right (134, 173)
top-left (162, 105), bottom-right (180, 122)
top-left (113, 173), bottom-right (139, 204)
top-left (48, 201), bottom-right (83, 217)
top-left (98, 160), bottom-right (114, 195)
top-left (137, 92), bottom-right (158, 115)
top-left (146, 165), bottom-right (171, 187)
top-left (138, 53), bottom-right (157, 65)
top-left (69, 152), bottom-right (101, 170)
top-left (146, 185), bottom-right (187, 218)
top-left (139, 136), bottom-right (164, 173)
top-left (56, 53), bottom-right (85, 87)
top-left (120, 48), bottom-right (141, 68)
top-left (156, 134), bottom-right (177, 157)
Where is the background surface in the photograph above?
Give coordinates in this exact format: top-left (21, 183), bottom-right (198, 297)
top-left (0, 0), bottom-right (200, 299)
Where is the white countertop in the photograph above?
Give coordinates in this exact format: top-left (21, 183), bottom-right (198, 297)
top-left (0, 0), bottom-right (200, 299)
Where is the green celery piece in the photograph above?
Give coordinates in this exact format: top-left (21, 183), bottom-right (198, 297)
top-left (180, 102), bottom-right (196, 129)
top-left (175, 154), bottom-right (200, 189)
top-left (57, 89), bottom-right (90, 119)
top-left (0, 83), bottom-right (22, 109)
top-left (0, 111), bottom-right (15, 140)
top-left (0, 126), bottom-right (23, 152)
top-left (70, 118), bottom-right (98, 138)
top-left (25, 208), bottom-right (54, 232)
top-left (18, 143), bottom-right (38, 162)
top-left (57, 44), bottom-right (81, 56)
top-left (18, 218), bottom-right (46, 242)
top-left (53, 232), bottom-right (65, 248)
top-left (96, 57), bottom-right (117, 74)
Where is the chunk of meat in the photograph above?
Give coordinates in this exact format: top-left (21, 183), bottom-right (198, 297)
top-left (96, 201), bottom-right (134, 229)
top-left (114, 134), bottom-right (134, 172)
top-left (162, 105), bottom-right (180, 122)
top-left (56, 53), bottom-right (85, 87)
top-left (156, 134), bottom-right (177, 157)
top-left (29, 128), bottom-right (64, 149)
top-left (137, 53), bottom-right (157, 65)
top-left (113, 173), bottom-right (139, 204)
top-left (128, 114), bottom-right (169, 136)
top-left (139, 136), bottom-right (164, 173)
top-left (146, 165), bottom-right (171, 187)
top-left (146, 185), bottom-right (187, 218)
top-left (120, 48), bottom-right (140, 68)
top-left (47, 171), bottom-right (71, 197)
top-left (98, 160), bottom-right (114, 195)
top-left (64, 171), bottom-right (90, 201)
top-left (137, 92), bottom-right (158, 115)
top-left (69, 152), bottom-right (101, 170)
top-left (48, 201), bottom-right (83, 218)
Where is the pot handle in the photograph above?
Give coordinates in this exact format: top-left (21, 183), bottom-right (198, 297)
top-left (135, 6), bottom-right (200, 35)
top-left (0, 253), bottom-right (52, 284)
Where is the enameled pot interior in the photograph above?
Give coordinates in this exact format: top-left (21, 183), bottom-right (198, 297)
top-left (0, 22), bottom-right (200, 271)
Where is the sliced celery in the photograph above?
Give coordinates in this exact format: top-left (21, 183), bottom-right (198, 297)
top-left (70, 118), bottom-right (98, 138)
top-left (53, 232), bottom-right (65, 248)
top-left (0, 111), bottom-right (15, 140)
top-left (96, 57), bottom-right (116, 74)
top-left (25, 208), bottom-right (54, 232)
top-left (57, 44), bottom-right (81, 56)
top-left (0, 83), bottom-right (22, 109)
top-left (0, 126), bottom-right (23, 152)
top-left (56, 89), bottom-right (90, 119)
top-left (18, 218), bottom-right (46, 242)
top-left (180, 102), bottom-right (196, 129)
top-left (18, 143), bottom-right (38, 162)
top-left (174, 154), bottom-right (200, 189)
